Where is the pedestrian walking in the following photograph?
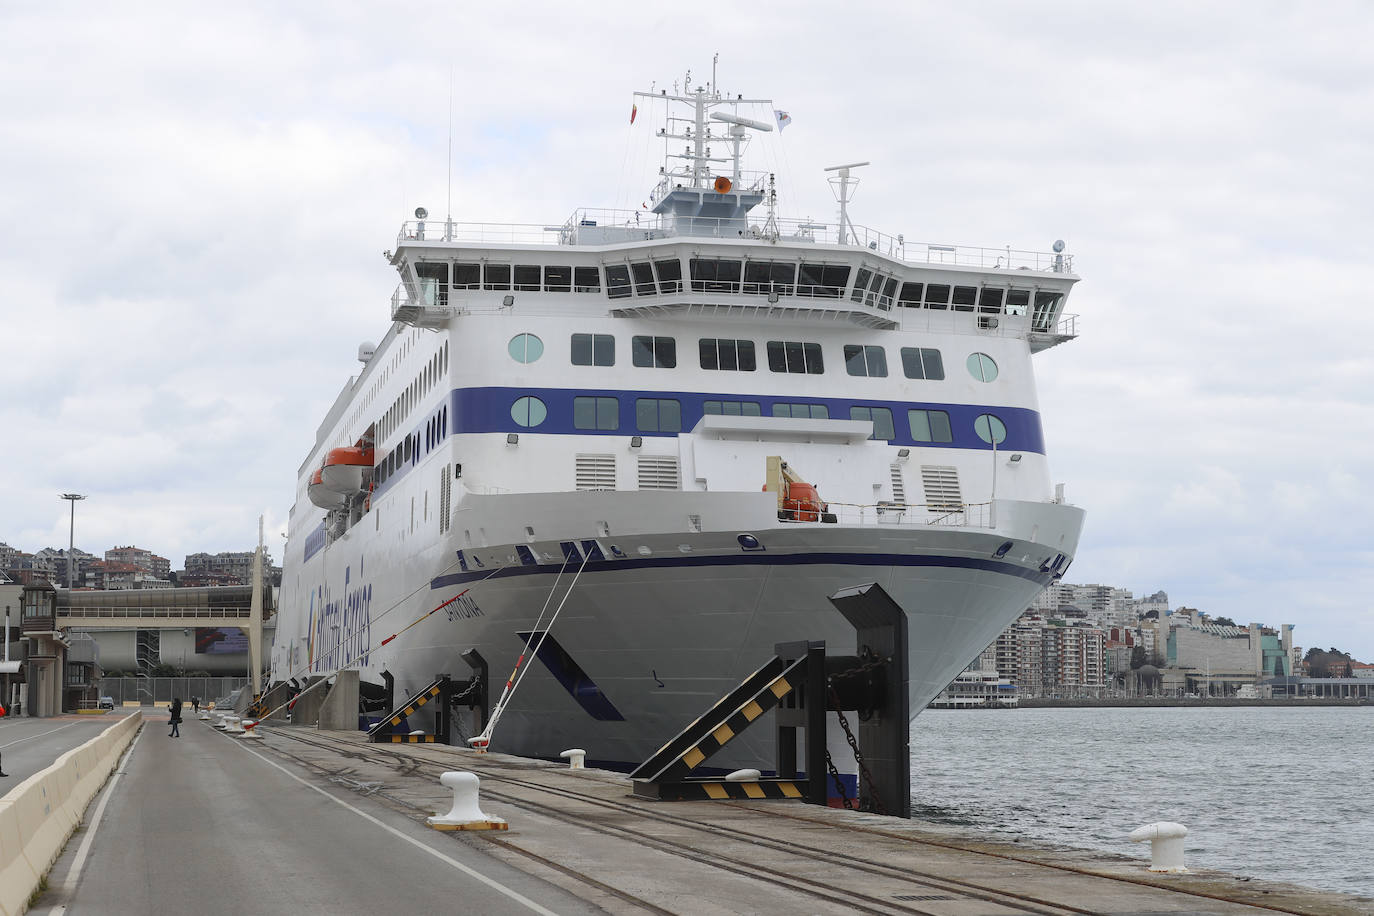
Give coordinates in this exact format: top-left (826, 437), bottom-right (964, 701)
top-left (191, 696), bottom-right (200, 714)
top-left (169, 697), bottom-right (183, 738)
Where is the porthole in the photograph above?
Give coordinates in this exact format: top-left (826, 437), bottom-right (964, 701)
top-left (508, 333), bottom-right (544, 364)
top-left (510, 396), bottom-right (547, 428)
top-left (967, 352), bottom-right (998, 382)
top-left (974, 413), bottom-right (1007, 445)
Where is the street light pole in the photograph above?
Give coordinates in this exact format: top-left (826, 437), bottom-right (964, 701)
top-left (59, 493), bottom-right (86, 588)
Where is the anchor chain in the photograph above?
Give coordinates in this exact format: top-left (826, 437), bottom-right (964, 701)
top-left (828, 683), bottom-right (888, 817)
top-left (823, 750), bottom-right (854, 810)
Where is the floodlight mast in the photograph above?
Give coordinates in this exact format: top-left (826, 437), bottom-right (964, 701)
top-left (825, 161), bottom-right (870, 246)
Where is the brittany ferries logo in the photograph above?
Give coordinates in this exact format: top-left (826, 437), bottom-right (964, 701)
top-left (308, 558), bottom-right (373, 673)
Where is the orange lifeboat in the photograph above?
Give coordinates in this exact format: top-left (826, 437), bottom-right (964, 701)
top-left (782, 481), bottom-right (825, 522)
top-left (308, 468), bottom-right (347, 509)
top-left (321, 446), bottom-right (375, 494)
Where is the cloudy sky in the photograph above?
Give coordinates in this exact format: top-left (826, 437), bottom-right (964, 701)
top-left (3, 2), bottom-right (1371, 657)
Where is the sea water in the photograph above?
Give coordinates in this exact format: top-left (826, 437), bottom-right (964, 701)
top-left (909, 705), bottom-right (1373, 897)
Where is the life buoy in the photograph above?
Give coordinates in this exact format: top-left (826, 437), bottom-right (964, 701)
top-left (713, 175), bottom-right (732, 193)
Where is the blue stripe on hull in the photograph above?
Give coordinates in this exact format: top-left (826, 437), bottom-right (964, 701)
top-left (431, 551), bottom-right (1053, 590)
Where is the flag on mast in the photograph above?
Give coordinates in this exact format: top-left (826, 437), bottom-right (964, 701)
top-left (774, 110), bottom-right (792, 131)
top-left (630, 103), bottom-right (638, 125)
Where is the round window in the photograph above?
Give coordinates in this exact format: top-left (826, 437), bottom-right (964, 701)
top-left (508, 333), bottom-right (544, 364)
top-left (510, 396), bottom-right (547, 428)
top-left (974, 413), bottom-right (1007, 445)
top-left (966, 352), bottom-right (998, 382)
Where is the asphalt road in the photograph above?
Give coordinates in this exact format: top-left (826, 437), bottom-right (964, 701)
top-left (38, 716), bottom-right (603, 916)
top-left (0, 714), bottom-right (125, 789)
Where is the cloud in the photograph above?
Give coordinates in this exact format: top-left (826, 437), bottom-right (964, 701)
top-left (2, 1), bottom-right (1372, 658)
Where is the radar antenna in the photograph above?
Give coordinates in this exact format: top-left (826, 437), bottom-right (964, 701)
top-left (825, 161), bottom-right (870, 246)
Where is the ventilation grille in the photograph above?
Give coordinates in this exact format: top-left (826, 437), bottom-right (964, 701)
top-left (889, 463), bottom-right (907, 506)
top-left (920, 465), bottom-right (962, 512)
top-left (637, 455), bottom-right (680, 490)
top-left (575, 454), bottom-right (616, 491)
top-left (438, 465), bottom-right (452, 533)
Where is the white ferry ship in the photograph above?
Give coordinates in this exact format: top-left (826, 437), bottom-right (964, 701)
top-left (269, 72), bottom-right (1086, 768)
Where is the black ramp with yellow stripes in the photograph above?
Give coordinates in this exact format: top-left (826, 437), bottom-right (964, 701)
top-left (366, 676), bottom-right (447, 742)
top-left (630, 653), bottom-right (809, 785)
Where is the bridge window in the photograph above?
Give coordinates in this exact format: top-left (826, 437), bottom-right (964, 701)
top-left (699, 338), bottom-right (756, 371)
top-left (544, 265), bottom-right (572, 292)
top-left (952, 286), bottom-right (977, 311)
top-left (514, 265), bottom-right (542, 291)
top-left (453, 262), bottom-right (481, 290)
top-left (690, 258), bottom-right (742, 293)
top-left (979, 287), bottom-right (1004, 314)
top-left (574, 396), bottom-right (619, 430)
top-left (967, 352), bottom-right (999, 382)
top-left (631, 261), bottom-right (656, 296)
top-left (704, 400), bottom-right (762, 416)
top-left (574, 266), bottom-right (601, 293)
top-left (924, 284), bottom-right (950, 309)
top-left (632, 335), bottom-right (676, 368)
top-left (636, 398), bottom-right (681, 433)
top-left (767, 340), bottom-right (824, 374)
top-left (850, 268), bottom-right (873, 303)
top-left (508, 333), bottom-right (543, 364)
top-left (605, 264), bottom-right (632, 299)
top-left (510, 396), bottom-right (547, 428)
top-left (483, 263), bottom-right (511, 291)
top-left (797, 263), bottom-right (849, 299)
top-left (850, 406), bottom-right (895, 440)
top-left (908, 409), bottom-right (953, 443)
top-left (1006, 288), bottom-right (1030, 316)
top-left (844, 344), bottom-right (887, 377)
top-left (743, 260), bottom-right (795, 295)
top-left (772, 403), bottom-right (829, 420)
top-left (900, 347), bottom-right (945, 380)
top-left (572, 333), bottom-right (615, 367)
top-left (654, 258), bottom-right (683, 293)
top-left (974, 413), bottom-right (1007, 445)
top-left (898, 282), bottom-right (923, 307)
top-left (1033, 291), bottom-right (1064, 331)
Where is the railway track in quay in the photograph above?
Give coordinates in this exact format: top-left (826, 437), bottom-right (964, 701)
top-left (217, 725), bottom-right (1349, 916)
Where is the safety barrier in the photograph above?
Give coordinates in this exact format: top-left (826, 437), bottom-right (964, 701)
top-left (0, 712), bottom-right (142, 916)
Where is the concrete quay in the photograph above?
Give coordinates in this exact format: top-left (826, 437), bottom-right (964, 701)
top-left (0, 714), bottom-right (128, 786)
top-left (22, 715), bottom-right (1374, 916)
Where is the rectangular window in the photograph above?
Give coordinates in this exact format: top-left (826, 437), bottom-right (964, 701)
top-left (978, 287), bottom-right (1004, 314)
top-left (630, 261), bottom-right (656, 296)
top-left (653, 258), bottom-right (683, 293)
top-left (908, 408), bottom-right (953, 443)
top-left (1006, 288), bottom-right (1030, 316)
top-left (689, 258), bottom-right (742, 293)
top-left (772, 402), bottom-right (829, 420)
top-left (767, 340), bottom-right (824, 374)
top-left (574, 396), bottom-right (619, 430)
top-left (878, 277), bottom-right (899, 310)
top-left (483, 263), bottom-right (511, 291)
top-left (743, 260), bottom-right (795, 295)
top-left (605, 264), bottom-right (632, 299)
top-left (898, 282), bottom-right (923, 307)
top-left (850, 268), bottom-right (873, 303)
top-left (952, 286), bottom-right (977, 311)
top-left (797, 263), bottom-right (849, 298)
top-left (900, 347), bottom-right (945, 380)
top-left (572, 333), bottom-right (615, 367)
top-left (698, 338), bottom-right (756, 371)
top-left (704, 400), bottom-right (762, 416)
top-left (544, 265), bottom-right (572, 292)
top-left (635, 398), bottom-right (682, 432)
top-left (849, 406), bottom-right (895, 440)
top-left (453, 262), bottom-right (481, 290)
top-left (514, 264), bottom-right (541, 291)
top-left (632, 335), bottom-right (676, 368)
top-left (574, 266), bottom-right (601, 293)
top-left (1033, 291), bottom-right (1064, 331)
top-left (843, 344), bottom-right (888, 377)
top-left (924, 283), bottom-right (950, 309)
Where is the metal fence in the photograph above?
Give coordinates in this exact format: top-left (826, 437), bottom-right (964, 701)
top-left (97, 676), bottom-right (250, 706)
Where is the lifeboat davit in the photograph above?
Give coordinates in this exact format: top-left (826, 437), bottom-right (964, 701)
top-left (321, 446), bottom-right (374, 494)
top-left (307, 469), bottom-right (347, 510)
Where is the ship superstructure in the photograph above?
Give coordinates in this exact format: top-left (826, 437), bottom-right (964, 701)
top-left (271, 74), bottom-right (1086, 767)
